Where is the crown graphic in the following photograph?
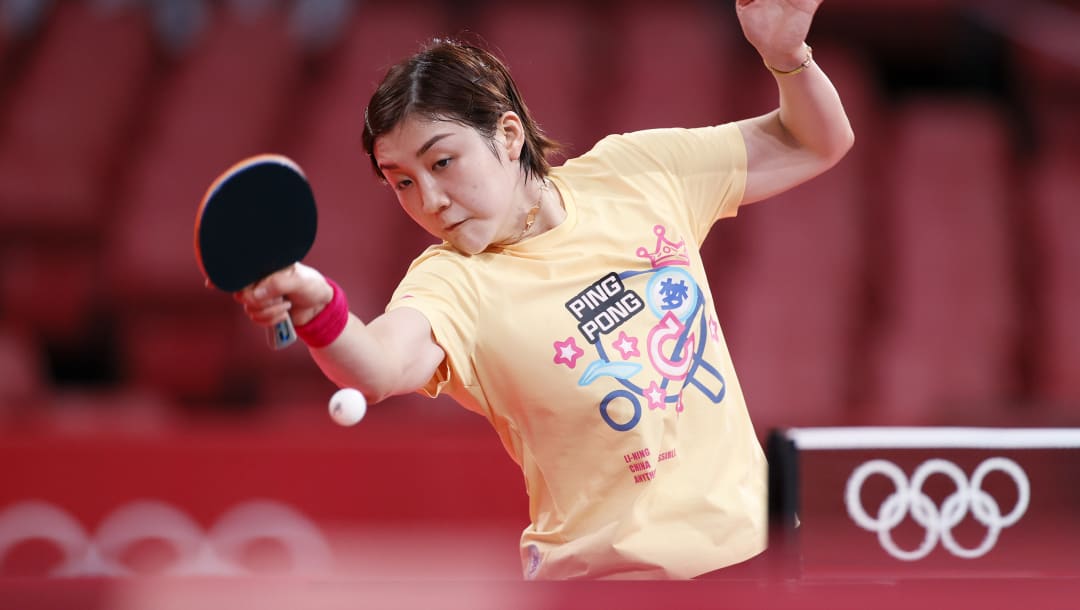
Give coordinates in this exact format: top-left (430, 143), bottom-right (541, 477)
top-left (636, 224), bottom-right (689, 268)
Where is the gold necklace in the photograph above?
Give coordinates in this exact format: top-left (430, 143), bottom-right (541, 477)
top-left (513, 179), bottom-right (548, 243)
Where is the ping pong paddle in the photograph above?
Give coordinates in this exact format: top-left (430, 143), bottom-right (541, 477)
top-left (195, 154), bottom-right (317, 350)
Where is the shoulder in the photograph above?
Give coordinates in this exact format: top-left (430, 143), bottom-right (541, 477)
top-left (398, 242), bottom-right (510, 293)
top-left (563, 124), bottom-right (743, 169)
top-left (390, 244), bottom-right (478, 321)
top-left (394, 244), bottom-right (470, 295)
top-left (404, 243), bottom-right (469, 274)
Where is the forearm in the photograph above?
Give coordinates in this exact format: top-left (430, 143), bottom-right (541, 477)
top-left (308, 307), bottom-right (443, 403)
top-left (734, 0), bottom-right (853, 175)
top-left (736, 48), bottom-right (855, 204)
top-left (238, 265), bottom-right (442, 402)
top-left (768, 46), bottom-right (854, 164)
top-left (309, 315), bottom-right (394, 400)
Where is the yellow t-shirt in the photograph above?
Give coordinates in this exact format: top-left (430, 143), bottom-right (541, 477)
top-left (387, 124), bottom-right (767, 579)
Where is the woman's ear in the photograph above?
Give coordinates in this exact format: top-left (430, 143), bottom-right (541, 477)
top-left (497, 111), bottom-right (526, 161)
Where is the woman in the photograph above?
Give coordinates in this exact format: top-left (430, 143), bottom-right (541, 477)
top-left (237, 0), bottom-right (852, 579)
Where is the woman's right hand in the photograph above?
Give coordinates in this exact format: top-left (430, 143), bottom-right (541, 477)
top-left (233, 262), bottom-right (333, 329)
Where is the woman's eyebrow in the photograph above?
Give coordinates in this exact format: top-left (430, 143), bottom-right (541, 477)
top-left (378, 133), bottom-right (453, 171)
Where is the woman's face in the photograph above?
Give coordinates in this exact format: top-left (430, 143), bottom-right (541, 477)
top-left (373, 112), bottom-right (528, 255)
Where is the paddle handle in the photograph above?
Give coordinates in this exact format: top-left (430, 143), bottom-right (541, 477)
top-left (268, 316), bottom-right (298, 350)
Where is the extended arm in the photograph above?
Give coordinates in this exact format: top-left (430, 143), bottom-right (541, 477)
top-left (236, 263), bottom-right (444, 403)
top-left (733, 0), bottom-right (855, 205)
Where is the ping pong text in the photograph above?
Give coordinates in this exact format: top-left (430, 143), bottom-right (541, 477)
top-left (565, 272), bottom-right (645, 344)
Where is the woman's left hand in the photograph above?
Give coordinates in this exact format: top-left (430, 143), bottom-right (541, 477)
top-left (735, 0), bottom-right (822, 71)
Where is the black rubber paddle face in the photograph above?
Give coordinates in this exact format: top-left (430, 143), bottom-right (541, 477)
top-left (196, 156), bottom-right (317, 292)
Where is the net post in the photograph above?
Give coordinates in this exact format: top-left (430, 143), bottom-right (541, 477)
top-left (766, 427), bottom-right (801, 579)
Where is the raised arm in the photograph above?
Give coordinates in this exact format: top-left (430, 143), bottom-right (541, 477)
top-left (236, 263), bottom-right (445, 403)
top-left (733, 0), bottom-right (854, 205)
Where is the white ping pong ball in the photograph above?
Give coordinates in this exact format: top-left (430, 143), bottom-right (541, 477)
top-left (329, 388), bottom-right (367, 426)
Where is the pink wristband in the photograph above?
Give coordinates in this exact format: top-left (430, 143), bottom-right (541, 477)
top-left (295, 278), bottom-right (348, 348)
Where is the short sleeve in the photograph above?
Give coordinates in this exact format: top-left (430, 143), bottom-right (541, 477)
top-left (385, 248), bottom-right (480, 402)
top-left (585, 124), bottom-right (747, 243)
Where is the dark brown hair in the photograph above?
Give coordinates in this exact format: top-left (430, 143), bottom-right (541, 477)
top-left (362, 37), bottom-right (560, 183)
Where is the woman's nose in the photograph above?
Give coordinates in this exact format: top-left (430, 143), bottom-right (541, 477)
top-left (419, 181), bottom-right (449, 214)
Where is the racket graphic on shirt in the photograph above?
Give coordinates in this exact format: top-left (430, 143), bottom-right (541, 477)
top-left (194, 154), bottom-right (317, 350)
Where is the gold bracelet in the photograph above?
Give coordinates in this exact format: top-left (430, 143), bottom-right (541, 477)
top-left (764, 44), bottom-right (813, 76)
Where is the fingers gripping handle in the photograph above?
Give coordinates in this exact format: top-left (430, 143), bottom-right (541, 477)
top-left (269, 317), bottom-right (298, 349)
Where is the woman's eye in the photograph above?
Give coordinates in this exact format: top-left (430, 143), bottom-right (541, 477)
top-left (394, 179), bottom-right (412, 191)
top-left (434, 158), bottom-right (451, 170)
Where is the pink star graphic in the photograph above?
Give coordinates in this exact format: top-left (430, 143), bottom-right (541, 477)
top-left (708, 316), bottom-right (720, 343)
top-left (553, 337), bottom-right (584, 369)
top-left (645, 381), bottom-right (667, 410)
top-left (612, 331), bottom-right (640, 359)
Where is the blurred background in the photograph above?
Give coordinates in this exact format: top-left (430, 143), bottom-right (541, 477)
top-left (1, 0), bottom-right (1078, 433)
top-left (0, 0), bottom-right (1078, 591)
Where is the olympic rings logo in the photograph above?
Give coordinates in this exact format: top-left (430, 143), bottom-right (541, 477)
top-left (0, 499), bottom-right (333, 577)
top-left (845, 458), bottom-right (1030, 561)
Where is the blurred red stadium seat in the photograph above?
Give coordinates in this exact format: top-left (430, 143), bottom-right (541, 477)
top-left (825, 0), bottom-right (972, 7)
top-left (602, 0), bottom-right (737, 133)
top-left (0, 0), bottom-right (156, 238)
top-left (469, 1), bottom-right (599, 158)
top-left (995, 1), bottom-right (1080, 150)
top-left (0, 323), bottom-right (47, 420)
top-left (103, 4), bottom-right (307, 402)
top-left (866, 98), bottom-right (1021, 425)
top-left (701, 45), bottom-right (877, 434)
top-left (1028, 143), bottom-right (1080, 412)
top-left (0, 242), bottom-right (105, 345)
top-left (285, 1), bottom-right (447, 322)
top-left (116, 308), bottom-right (260, 405)
top-left (243, 2), bottom-right (451, 404)
top-left (0, 13), bottom-right (9, 76)
top-left (106, 4), bottom-right (305, 306)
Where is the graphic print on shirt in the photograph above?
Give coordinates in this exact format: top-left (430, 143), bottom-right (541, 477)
top-left (554, 224), bottom-right (727, 435)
